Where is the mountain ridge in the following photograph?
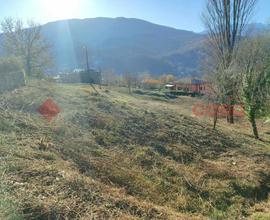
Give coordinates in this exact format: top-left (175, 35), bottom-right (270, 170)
top-left (40, 17), bottom-right (205, 76)
top-left (1, 17), bottom-right (268, 76)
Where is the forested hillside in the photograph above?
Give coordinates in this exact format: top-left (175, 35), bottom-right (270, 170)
top-left (40, 17), bottom-right (205, 76)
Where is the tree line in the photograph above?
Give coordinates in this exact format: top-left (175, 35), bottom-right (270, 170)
top-left (0, 18), bottom-right (52, 79)
top-left (203, 0), bottom-right (270, 139)
top-left (103, 72), bottom-right (175, 93)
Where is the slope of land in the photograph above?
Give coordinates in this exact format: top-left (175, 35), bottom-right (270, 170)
top-left (0, 81), bottom-right (270, 219)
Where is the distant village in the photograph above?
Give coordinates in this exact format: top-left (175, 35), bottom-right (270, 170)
top-left (53, 68), bottom-right (211, 97)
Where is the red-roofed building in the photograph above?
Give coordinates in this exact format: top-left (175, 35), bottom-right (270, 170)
top-left (165, 79), bottom-right (212, 95)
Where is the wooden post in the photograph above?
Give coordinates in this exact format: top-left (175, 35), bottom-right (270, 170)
top-left (83, 46), bottom-right (99, 94)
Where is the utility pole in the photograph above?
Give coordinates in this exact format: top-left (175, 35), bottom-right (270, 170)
top-left (83, 46), bottom-right (99, 94)
top-left (98, 67), bottom-right (102, 89)
top-left (85, 46), bottom-right (90, 73)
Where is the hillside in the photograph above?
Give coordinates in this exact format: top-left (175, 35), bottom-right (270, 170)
top-left (0, 82), bottom-right (270, 219)
top-left (1, 18), bottom-right (268, 77)
top-left (40, 17), bottom-right (205, 76)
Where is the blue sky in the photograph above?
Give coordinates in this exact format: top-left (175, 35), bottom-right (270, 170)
top-left (0, 0), bottom-right (269, 32)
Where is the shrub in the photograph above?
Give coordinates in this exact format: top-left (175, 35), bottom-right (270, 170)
top-left (0, 57), bottom-right (25, 93)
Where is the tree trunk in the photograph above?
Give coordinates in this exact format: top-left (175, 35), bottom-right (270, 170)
top-left (26, 57), bottom-right (31, 77)
top-left (224, 104), bottom-right (229, 122)
top-left (225, 105), bottom-right (233, 123)
top-left (213, 110), bottom-right (218, 130)
top-left (228, 104), bottom-right (234, 124)
top-left (249, 110), bottom-right (259, 139)
top-left (213, 104), bottom-right (219, 130)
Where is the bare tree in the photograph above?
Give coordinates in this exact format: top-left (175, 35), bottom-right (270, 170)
top-left (160, 74), bottom-right (175, 84)
top-left (1, 18), bottom-right (52, 78)
top-left (202, 0), bottom-right (257, 124)
top-left (123, 73), bottom-right (134, 94)
top-left (102, 70), bottom-right (113, 86)
top-left (204, 50), bottom-right (242, 128)
top-left (238, 36), bottom-right (270, 139)
top-left (204, 72), bottom-right (223, 130)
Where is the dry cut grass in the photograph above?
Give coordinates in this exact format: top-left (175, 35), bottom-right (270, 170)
top-left (0, 81), bottom-right (269, 219)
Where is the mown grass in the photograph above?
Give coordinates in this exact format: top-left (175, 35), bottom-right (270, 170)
top-left (0, 135), bottom-right (23, 220)
top-left (0, 81), bottom-right (269, 219)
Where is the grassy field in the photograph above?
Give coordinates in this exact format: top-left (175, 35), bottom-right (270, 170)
top-left (0, 81), bottom-right (269, 219)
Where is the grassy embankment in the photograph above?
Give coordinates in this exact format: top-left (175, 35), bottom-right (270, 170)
top-left (0, 81), bottom-right (270, 219)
